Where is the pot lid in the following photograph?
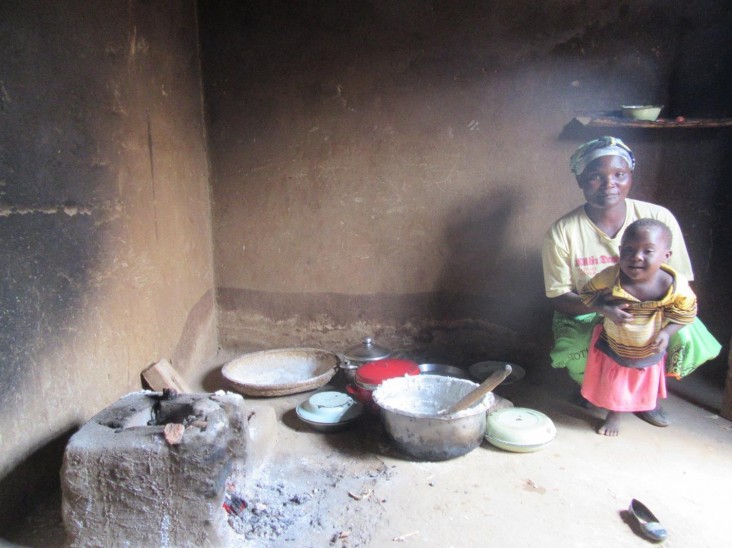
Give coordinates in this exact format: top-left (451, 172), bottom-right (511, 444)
top-left (355, 358), bottom-right (419, 386)
top-left (296, 391), bottom-right (363, 425)
top-left (343, 337), bottom-right (391, 362)
top-left (485, 407), bottom-right (556, 447)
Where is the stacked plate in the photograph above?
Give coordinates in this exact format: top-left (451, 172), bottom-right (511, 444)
top-left (296, 391), bottom-right (364, 433)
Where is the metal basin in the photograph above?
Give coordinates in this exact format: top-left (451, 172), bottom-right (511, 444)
top-left (372, 375), bottom-right (494, 461)
top-left (418, 363), bottom-right (469, 379)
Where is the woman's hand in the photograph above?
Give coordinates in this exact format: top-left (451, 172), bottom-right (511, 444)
top-left (590, 290), bottom-right (632, 324)
top-left (598, 301), bottom-right (633, 325)
top-left (549, 292), bottom-right (593, 317)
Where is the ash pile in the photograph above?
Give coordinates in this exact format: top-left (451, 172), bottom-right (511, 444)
top-left (224, 458), bottom-right (391, 547)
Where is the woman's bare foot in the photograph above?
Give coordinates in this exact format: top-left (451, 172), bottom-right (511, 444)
top-left (598, 411), bottom-right (623, 436)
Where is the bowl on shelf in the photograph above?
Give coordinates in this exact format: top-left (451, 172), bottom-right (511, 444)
top-left (621, 105), bottom-right (663, 121)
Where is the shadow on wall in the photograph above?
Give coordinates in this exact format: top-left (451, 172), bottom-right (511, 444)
top-left (170, 289), bottom-right (219, 377)
top-left (422, 188), bottom-right (553, 368)
top-left (0, 213), bottom-right (104, 412)
top-left (654, 132), bottom-right (731, 381)
top-left (662, 9), bottom-right (732, 374)
top-left (0, 1), bottom-right (125, 419)
top-left (703, 133), bottom-right (732, 382)
top-left (0, 426), bottom-right (76, 543)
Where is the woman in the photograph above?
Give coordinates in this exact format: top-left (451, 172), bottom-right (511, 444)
top-left (542, 136), bottom-right (721, 426)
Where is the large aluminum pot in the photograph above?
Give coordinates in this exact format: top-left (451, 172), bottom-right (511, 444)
top-left (372, 375), bottom-right (494, 461)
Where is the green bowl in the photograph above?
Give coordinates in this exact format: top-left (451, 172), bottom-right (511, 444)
top-left (621, 105), bottom-right (663, 121)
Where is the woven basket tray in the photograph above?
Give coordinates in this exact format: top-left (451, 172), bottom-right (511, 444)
top-left (221, 348), bottom-right (339, 397)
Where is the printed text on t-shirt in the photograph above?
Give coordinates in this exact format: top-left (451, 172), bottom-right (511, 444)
top-left (575, 255), bottom-right (618, 267)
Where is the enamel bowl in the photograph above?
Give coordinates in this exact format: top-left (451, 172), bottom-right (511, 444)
top-left (621, 105), bottom-right (663, 121)
top-left (296, 391), bottom-right (363, 432)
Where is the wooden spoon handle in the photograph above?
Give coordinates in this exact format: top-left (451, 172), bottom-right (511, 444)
top-left (445, 364), bottom-right (512, 414)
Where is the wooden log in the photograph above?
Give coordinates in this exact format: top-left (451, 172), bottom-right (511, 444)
top-left (141, 358), bottom-right (193, 393)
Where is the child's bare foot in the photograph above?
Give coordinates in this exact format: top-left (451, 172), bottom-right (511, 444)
top-left (598, 411), bottom-right (622, 436)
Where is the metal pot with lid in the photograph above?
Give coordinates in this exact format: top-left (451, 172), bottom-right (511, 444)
top-left (340, 337), bottom-right (391, 380)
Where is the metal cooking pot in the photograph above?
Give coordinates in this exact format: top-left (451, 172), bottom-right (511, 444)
top-left (372, 375), bottom-right (494, 461)
top-left (340, 337), bottom-right (391, 381)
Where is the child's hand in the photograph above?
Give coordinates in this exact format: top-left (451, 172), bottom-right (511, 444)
top-left (649, 330), bottom-right (670, 354)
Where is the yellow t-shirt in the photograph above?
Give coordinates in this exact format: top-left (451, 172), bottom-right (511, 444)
top-left (542, 199), bottom-right (692, 299)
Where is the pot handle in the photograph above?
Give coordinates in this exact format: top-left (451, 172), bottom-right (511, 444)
top-left (337, 354), bottom-right (360, 370)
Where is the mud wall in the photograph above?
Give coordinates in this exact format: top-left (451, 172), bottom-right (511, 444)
top-left (1, 0), bottom-right (730, 534)
top-left (0, 0), bottom-right (215, 528)
top-left (201, 1), bottom-right (731, 364)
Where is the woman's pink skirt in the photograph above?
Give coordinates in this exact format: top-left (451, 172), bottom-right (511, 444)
top-left (581, 325), bottom-right (667, 412)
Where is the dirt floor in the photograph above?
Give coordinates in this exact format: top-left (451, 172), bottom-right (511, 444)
top-left (4, 351), bottom-right (732, 548)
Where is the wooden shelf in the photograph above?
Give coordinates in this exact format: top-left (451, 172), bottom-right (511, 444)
top-left (572, 115), bottom-right (732, 129)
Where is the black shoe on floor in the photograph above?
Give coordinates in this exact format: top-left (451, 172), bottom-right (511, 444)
top-left (635, 405), bottom-right (671, 427)
top-left (628, 499), bottom-right (668, 541)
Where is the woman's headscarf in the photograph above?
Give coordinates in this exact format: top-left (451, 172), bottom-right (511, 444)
top-left (569, 136), bottom-right (635, 176)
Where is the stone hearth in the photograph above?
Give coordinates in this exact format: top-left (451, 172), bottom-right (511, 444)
top-left (61, 391), bottom-right (250, 547)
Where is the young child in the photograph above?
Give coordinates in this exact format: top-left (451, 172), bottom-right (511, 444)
top-left (579, 219), bottom-right (697, 436)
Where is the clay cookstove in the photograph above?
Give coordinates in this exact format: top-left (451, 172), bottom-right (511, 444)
top-left (61, 390), bottom-right (249, 547)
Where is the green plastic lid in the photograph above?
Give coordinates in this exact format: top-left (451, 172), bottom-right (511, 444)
top-left (485, 407), bottom-right (556, 452)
